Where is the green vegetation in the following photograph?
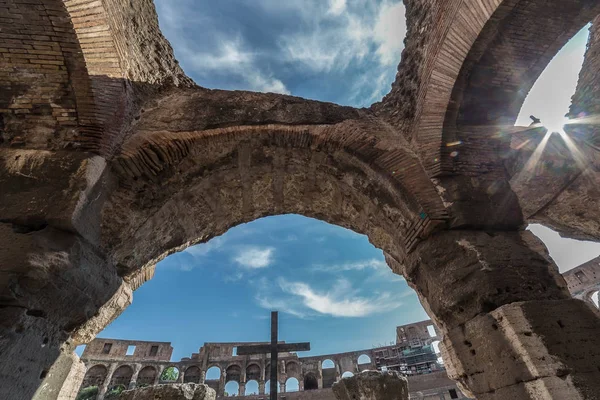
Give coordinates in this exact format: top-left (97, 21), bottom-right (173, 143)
top-left (160, 366), bottom-right (180, 381)
top-left (76, 386), bottom-right (99, 400)
top-left (105, 384), bottom-right (126, 398)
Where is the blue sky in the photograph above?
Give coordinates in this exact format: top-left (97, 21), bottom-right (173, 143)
top-left (82, 1), bottom-right (600, 365)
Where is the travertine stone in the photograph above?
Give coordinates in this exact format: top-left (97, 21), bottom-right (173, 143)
top-left (332, 371), bottom-right (408, 400)
top-left (118, 383), bottom-right (215, 400)
top-left (402, 230), bottom-right (570, 328)
top-left (32, 348), bottom-right (86, 400)
top-left (441, 300), bottom-right (600, 399)
top-left (1, 0), bottom-right (600, 399)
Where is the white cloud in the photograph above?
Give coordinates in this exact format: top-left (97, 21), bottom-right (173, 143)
top-left (373, 1), bottom-right (406, 66)
top-left (328, 0), bottom-right (347, 16)
top-left (180, 38), bottom-right (290, 95)
top-left (234, 247), bottom-right (275, 269)
top-left (312, 258), bottom-right (387, 272)
top-left (255, 295), bottom-right (309, 318)
top-left (278, 278), bottom-right (401, 317)
top-left (278, 1), bottom-right (405, 73)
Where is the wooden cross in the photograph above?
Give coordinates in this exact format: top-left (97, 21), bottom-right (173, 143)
top-left (237, 311), bottom-right (310, 400)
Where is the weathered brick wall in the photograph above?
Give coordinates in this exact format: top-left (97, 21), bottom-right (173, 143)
top-left (82, 338), bottom-right (173, 362)
top-left (570, 16), bottom-right (600, 118)
top-left (0, 0), bottom-right (84, 149)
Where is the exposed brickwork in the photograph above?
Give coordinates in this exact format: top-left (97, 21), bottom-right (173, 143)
top-left (2, 1), bottom-right (600, 399)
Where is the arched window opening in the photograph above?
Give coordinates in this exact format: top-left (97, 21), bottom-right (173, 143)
top-left (159, 366), bottom-right (180, 383)
top-left (357, 354), bottom-right (371, 365)
top-left (80, 364), bottom-right (108, 389)
top-left (205, 366), bottom-right (221, 380)
top-left (246, 364), bottom-right (261, 381)
top-left (304, 373), bottom-right (319, 390)
top-left (286, 377), bottom-right (299, 392)
top-left (137, 366), bottom-right (157, 387)
top-left (516, 25), bottom-right (590, 130)
top-left (109, 365), bottom-right (134, 392)
top-left (342, 371), bottom-right (354, 378)
top-left (592, 291), bottom-right (599, 308)
top-left (321, 359), bottom-right (335, 369)
top-left (225, 381), bottom-right (240, 396)
top-left (265, 380), bottom-right (279, 394)
top-left (245, 380), bottom-right (259, 395)
top-left (225, 365), bottom-right (242, 383)
top-left (184, 366), bottom-right (202, 384)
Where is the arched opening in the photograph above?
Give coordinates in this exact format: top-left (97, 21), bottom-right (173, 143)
top-left (342, 371), bottom-right (354, 378)
top-left (593, 291), bottom-right (599, 309)
top-left (108, 365), bottom-right (133, 392)
top-left (516, 25), bottom-right (590, 130)
top-left (205, 366), bottom-right (221, 380)
top-left (137, 366), bottom-right (157, 387)
top-left (245, 380), bottom-right (259, 395)
top-left (286, 377), bottom-right (299, 392)
top-left (265, 380), bottom-right (279, 394)
top-left (80, 364), bottom-right (108, 390)
top-left (246, 364), bottom-right (261, 382)
top-left (225, 365), bottom-right (242, 383)
top-left (321, 359), bottom-right (336, 389)
top-left (225, 381), bottom-right (240, 396)
top-left (159, 366), bottom-right (180, 383)
top-left (357, 354), bottom-right (371, 365)
top-left (184, 366), bottom-right (202, 383)
top-left (304, 373), bottom-right (319, 391)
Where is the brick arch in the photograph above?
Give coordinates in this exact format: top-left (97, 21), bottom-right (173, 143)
top-left (285, 361), bottom-right (301, 379)
top-left (225, 364), bottom-right (242, 383)
top-left (376, 0), bottom-right (600, 176)
top-left (184, 365), bottom-right (202, 383)
top-left (137, 366), bottom-right (157, 386)
top-left (246, 363), bottom-right (261, 381)
top-left (81, 364), bottom-right (108, 389)
top-left (109, 364), bottom-right (134, 389)
top-left (440, 0), bottom-right (600, 176)
top-left (103, 124), bottom-right (447, 277)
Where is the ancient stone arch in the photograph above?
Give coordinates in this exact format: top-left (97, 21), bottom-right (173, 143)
top-left (136, 366), bottom-right (157, 386)
top-left (2, 0), bottom-right (600, 399)
top-left (183, 366), bottom-right (202, 384)
top-left (80, 364), bottom-right (108, 389)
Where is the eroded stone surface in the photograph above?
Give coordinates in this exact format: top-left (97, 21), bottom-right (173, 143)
top-left (332, 371), bottom-right (408, 400)
top-left (118, 383), bottom-right (215, 400)
top-left (1, 0), bottom-right (600, 399)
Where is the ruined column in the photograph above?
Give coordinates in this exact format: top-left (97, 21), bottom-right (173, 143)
top-left (153, 366), bottom-right (164, 386)
top-left (258, 381), bottom-right (265, 395)
top-left (397, 230), bottom-right (600, 399)
top-left (98, 363), bottom-right (118, 400)
top-left (129, 365), bottom-right (142, 389)
top-left (239, 381), bottom-right (246, 395)
top-left (279, 382), bottom-right (286, 393)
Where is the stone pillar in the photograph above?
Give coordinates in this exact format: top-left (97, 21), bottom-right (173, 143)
top-left (153, 366), bottom-right (164, 386)
top-left (317, 365), bottom-right (323, 389)
top-left (258, 381), bottom-right (265, 395)
top-left (239, 381), bottom-right (246, 396)
top-left (98, 363), bottom-right (118, 400)
top-left (32, 348), bottom-right (86, 400)
top-left (0, 221), bottom-right (123, 400)
top-left (129, 365), bottom-right (142, 389)
top-left (218, 369), bottom-right (226, 397)
top-left (279, 382), bottom-right (286, 393)
top-left (397, 230), bottom-right (600, 400)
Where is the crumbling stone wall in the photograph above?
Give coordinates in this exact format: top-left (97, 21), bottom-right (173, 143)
top-left (2, 0), bottom-right (600, 399)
